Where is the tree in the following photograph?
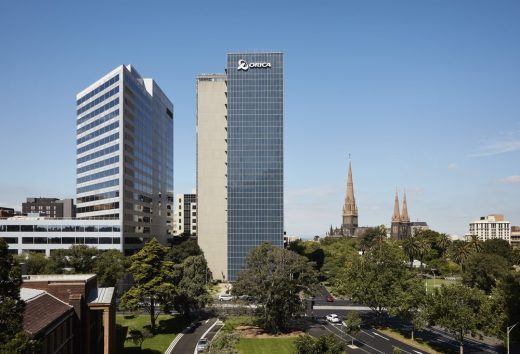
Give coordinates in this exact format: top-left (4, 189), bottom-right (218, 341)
top-left (233, 243), bottom-right (318, 333)
top-left (437, 233), bottom-right (452, 257)
top-left (126, 328), bottom-right (151, 351)
top-left (462, 253), bottom-right (509, 293)
top-left (485, 272), bottom-right (520, 342)
top-left (173, 255), bottom-right (212, 317)
top-left (481, 239), bottom-right (512, 263)
top-left (14, 252), bottom-right (52, 274)
top-left (120, 239), bottom-right (170, 333)
top-left (343, 312), bottom-right (362, 345)
top-left (209, 332), bottom-right (240, 354)
top-left (358, 226), bottom-right (387, 254)
top-left (93, 249), bottom-right (128, 287)
top-left (166, 237), bottom-right (202, 264)
top-left (449, 240), bottom-right (473, 270)
top-left (424, 283), bottom-right (489, 354)
top-left (66, 245), bottom-right (100, 273)
top-left (339, 241), bottom-right (421, 320)
top-left (467, 235), bottom-right (482, 253)
top-left (0, 239), bottom-right (36, 353)
top-left (295, 334), bottom-right (345, 354)
top-left (402, 236), bottom-right (421, 268)
top-left (390, 274), bottom-right (426, 341)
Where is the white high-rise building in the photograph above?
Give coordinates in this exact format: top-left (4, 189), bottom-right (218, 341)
top-left (173, 193), bottom-right (197, 236)
top-left (76, 65), bottom-right (174, 255)
top-left (468, 214), bottom-right (510, 243)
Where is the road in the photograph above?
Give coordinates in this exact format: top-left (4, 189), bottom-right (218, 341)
top-left (166, 316), bottom-right (223, 354)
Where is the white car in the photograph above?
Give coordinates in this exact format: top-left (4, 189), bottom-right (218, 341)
top-left (218, 293), bottom-right (233, 301)
top-left (197, 338), bottom-right (208, 352)
top-left (326, 314), bottom-right (340, 323)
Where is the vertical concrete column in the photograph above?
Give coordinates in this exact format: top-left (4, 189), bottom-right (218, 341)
top-left (103, 308), bottom-right (110, 354)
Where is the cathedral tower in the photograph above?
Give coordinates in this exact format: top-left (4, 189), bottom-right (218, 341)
top-left (341, 160), bottom-right (358, 236)
top-left (391, 191), bottom-right (401, 239)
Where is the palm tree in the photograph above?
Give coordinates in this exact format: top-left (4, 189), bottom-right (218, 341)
top-left (402, 237), bottom-right (421, 268)
top-left (467, 234), bottom-right (482, 253)
top-left (437, 233), bottom-right (452, 256)
top-left (449, 240), bottom-right (472, 270)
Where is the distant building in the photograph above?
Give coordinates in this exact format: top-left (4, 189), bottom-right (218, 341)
top-left (21, 274), bottom-right (115, 354)
top-left (283, 235), bottom-right (300, 248)
top-left (174, 193), bottom-right (197, 236)
top-left (390, 191), bottom-right (412, 240)
top-left (511, 226), bottom-right (520, 247)
top-left (22, 198), bottom-right (76, 218)
top-left (0, 207), bottom-right (15, 217)
top-left (468, 214), bottom-right (510, 243)
top-left (411, 221), bottom-right (429, 236)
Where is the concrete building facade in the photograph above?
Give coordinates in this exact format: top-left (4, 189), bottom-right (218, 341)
top-left (22, 198), bottom-right (76, 218)
top-left (196, 74), bottom-right (228, 280)
top-left (469, 214), bottom-right (510, 243)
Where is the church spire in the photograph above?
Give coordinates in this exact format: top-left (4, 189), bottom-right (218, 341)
top-left (341, 158), bottom-right (358, 236)
top-left (343, 160), bottom-right (357, 216)
top-left (401, 190), bottom-right (410, 222)
top-left (392, 190), bottom-right (401, 222)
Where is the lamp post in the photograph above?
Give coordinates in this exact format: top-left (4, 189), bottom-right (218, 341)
top-left (507, 322), bottom-right (519, 354)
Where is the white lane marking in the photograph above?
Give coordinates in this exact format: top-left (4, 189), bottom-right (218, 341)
top-left (413, 350), bottom-right (423, 354)
top-left (361, 330), bottom-right (374, 338)
top-left (321, 324), bottom-right (373, 354)
top-left (372, 332), bottom-right (390, 341)
top-left (205, 319), bottom-right (209, 323)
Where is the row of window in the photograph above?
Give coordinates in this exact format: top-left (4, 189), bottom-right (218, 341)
top-left (77, 121), bottom-right (119, 145)
top-left (16, 237), bottom-right (121, 245)
top-left (77, 132), bottom-right (119, 155)
top-left (77, 167), bottom-right (119, 184)
top-left (77, 144), bottom-right (118, 165)
top-left (76, 202), bottom-right (119, 214)
top-left (77, 97), bottom-right (119, 126)
top-left (77, 74), bottom-right (119, 105)
top-left (77, 178), bottom-right (119, 194)
top-left (77, 190), bottom-right (119, 204)
top-left (0, 225), bottom-right (120, 232)
top-left (77, 86), bottom-right (119, 115)
top-left (77, 155), bottom-right (119, 175)
top-left (77, 109), bottom-right (119, 135)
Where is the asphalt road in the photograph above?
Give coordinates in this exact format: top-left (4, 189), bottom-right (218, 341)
top-left (169, 316), bottom-right (223, 354)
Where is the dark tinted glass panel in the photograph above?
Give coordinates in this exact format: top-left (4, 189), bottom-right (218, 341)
top-left (34, 237), bottom-right (47, 244)
top-left (62, 237), bottom-right (75, 244)
top-left (21, 225), bottom-right (34, 232)
top-left (99, 237), bottom-right (112, 244)
top-left (22, 237), bottom-right (33, 244)
top-left (7, 225), bottom-right (20, 232)
top-left (85, 237), bottom-right (98, 244)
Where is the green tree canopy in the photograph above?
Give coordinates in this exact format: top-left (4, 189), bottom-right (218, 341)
top-left (233, 243), bottom-right (318, 333)
top-left (481, 239), bottom-right (512, 264)
top-left (424, 283), bottom-right (490, 354)
top-left (93, 249), bottom-right (128, 287)
top-left (462, 252), bottom-right (509, 293)
top-left (295, 334), bottom-right (345, 354)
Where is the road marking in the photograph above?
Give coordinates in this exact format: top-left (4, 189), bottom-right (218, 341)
top-left (372, 332), bottom-right (390, 341)
top-left (325, 323), bottom-right (386, 354)
top-left (205, 319), bottom-right (209, 323)
top-left (361, 330), bottom-right (374, 338)
top-left (321, 324), bottom-right (372, 354)
top-left (193, 319), bottom-right (220, 354)
top-left (413, 350), bottom-right (423, 354)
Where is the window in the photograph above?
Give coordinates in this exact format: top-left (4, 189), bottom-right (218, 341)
top-left (22, 237), bottom-right (34, 244)
top-left (21, 225), bottom-right (34, 232)
top-left (7, 225), bottom-right (20, 232)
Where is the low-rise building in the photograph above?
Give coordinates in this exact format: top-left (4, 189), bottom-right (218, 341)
top-left (0, 217), bottom-right (121, 255)
top-left (21, 274), bottom-right (115, 354)
top-left (511, 226), bottom-right (520, 247)
top-left (468, 214), bottom-right (510, 243)
top-left (22, 198), bottom-right (76, 218)
top-left (0, 207), bottom-right (15, 217)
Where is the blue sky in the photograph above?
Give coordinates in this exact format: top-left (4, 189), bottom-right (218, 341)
top-left (0, 1), bottom-right (519, 237)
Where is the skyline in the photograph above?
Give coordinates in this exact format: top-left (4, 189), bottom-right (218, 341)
top-left (1, 1), bottom-right (519, 237)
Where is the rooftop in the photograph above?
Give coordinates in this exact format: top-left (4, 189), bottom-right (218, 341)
top-left (24, 274), bottom-right (96, 282)
top-left (88, 287), bottom-right (115, 305)
top-left (21, 288), bottom-right (73, 335)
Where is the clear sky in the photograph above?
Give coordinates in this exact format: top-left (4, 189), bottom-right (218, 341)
top-left (0, 1), bottom-right (519, 238)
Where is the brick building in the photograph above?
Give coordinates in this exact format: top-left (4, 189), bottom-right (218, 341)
top-left (21, 274), bottom-right (115, 354)
top-left (22, 198), bottom-right (76, 218)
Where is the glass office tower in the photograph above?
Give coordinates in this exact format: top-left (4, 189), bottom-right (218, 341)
top-left (76, 65), bottom-right (174, 254)
top-left (226, 53), bottom-right (284, 280)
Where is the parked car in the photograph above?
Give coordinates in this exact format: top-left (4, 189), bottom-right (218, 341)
top-left (218, 293), bottom-right (234, 301)
top-left (326, 314), bottom-right (340, 323)
top-left (326, 294), bottom-right (334, 302)
top-left (197, 338), bottom-right (208, 352)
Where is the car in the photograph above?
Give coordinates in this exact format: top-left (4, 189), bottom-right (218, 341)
top-left (326, 294), bottom-right (334, 302)
top-left (197, 338), bottom-right (208, 352)
top-left (218, 293), bottom-right (234, 301)
top-left (326, 314), bottom-right (340, 323)
top-left (238, 294), bottom-right (253, 300)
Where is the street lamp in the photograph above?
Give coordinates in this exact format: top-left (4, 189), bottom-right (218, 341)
top-left (507, 322), bottom-right (519, 354)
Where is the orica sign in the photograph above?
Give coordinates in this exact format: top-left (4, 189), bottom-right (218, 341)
top-left (237, 59), bottom-right (272, 71)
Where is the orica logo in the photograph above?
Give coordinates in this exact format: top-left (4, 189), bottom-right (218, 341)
top-left (237, 59), bottom-right (272, 71)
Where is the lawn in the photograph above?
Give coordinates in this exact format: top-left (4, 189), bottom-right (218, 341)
top-left (236, 337), bottom-right (297, 354)
top-left (222, 315), bottom-right (256, 332)
top-left (116, 314), bottom-right (188, 354)
top-left (424, 278), bottom-right (459, 294)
